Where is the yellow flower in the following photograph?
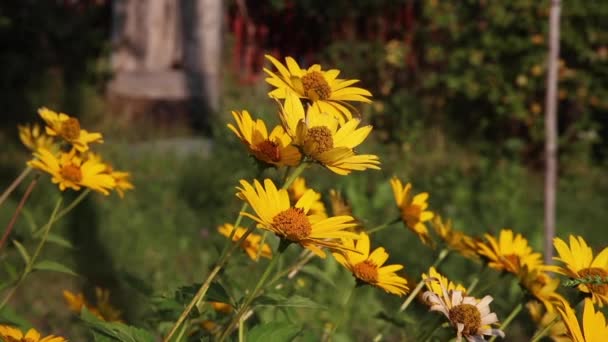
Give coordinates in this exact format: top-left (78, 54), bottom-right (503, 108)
top-left (329, 189), bottom-right (352, 217)
top-left (86, 153), bottom-right (133, 198)
top-left (552, 235), bottom-right (608, 307)
top-left (527, 301), bottom-right (569, 342)
top-left (201, 320), bottom-right (219, 333)
top-left (333, 232), bottom-right (408, 296)
top-left (557, 298), bottom-right (608, 342)
top-left (236, 178), bottom-right (358, 258)
top-left (0, 325), bottom-right (66, 342)
top-left (280, 92), bottom-right (380, 175)
top-left (18, 123), bottom-right (57, 152)
top-left (288, 177), bottom-right (327, 218)
top-left (28, 148), bottom-right (115, 195)
top-left (432, 216), bottom-right (477, 259)
top-left (475, 229), bottom-right (544, 275)
top-left (264, 55), bottom-right (372, 123)
top-left (228, 110), bottom-right (301, 167)
top-left (422, 290), bottom-right (504, 342)
top-left (210, 301), bottom-right (233, 314)
top-left (63, 288), bottom-right (122, 322)
top-left (390, 178), bottom-right (434, 246)
top-left (422, 266), bottom-right (467, 298)
top-left (520, 267), bottom-right (567, 313)
top-left (217, 224), bottom-right (272, 261)
top-left (38, 107), bottom-right (103, 152)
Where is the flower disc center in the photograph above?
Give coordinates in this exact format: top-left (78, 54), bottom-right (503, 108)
top-left (305, 126), bottom-right (334, 155)
top-left (449, 303), bottom-right (481, 336)
top-left (272, 207), bottom-right (311, 241)
top-left (301, 71), bottom-right (331, 100)
top-left (61, 118), bottom-right (81, 140)
top-left (255, 140), bottom-right (281, 162)
top-left (579, 267), bottom-right (608, 295)
top-left (60, 164), bottom-right (83, 183)
top-left (353, 260), bottom-right (379, 284)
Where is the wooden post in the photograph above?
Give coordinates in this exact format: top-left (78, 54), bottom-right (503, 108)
top-left (544, 0), bottom-right (561, 264)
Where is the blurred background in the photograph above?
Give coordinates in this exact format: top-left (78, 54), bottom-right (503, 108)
top-left (0, 0), bottom-right (607, 340)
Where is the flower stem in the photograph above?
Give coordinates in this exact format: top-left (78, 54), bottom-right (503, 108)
top-left (0, 174), bottom-right (40, 252)
top-left (0, 196), bottom-right (62, 310)
top-left (218, 241), bottom-right (289, 341)
top-left (366, 217), bottom-right (401, 234)
top-left (400, 249), bottom-right (449, 312)
top-left (0, 166), bottom-right (32, 208)
top-left (33, 189), bottom-right (91, 238)
top-left (281, 163), bottom-right (308, 190)
top-left (530, 315), bottom-right (560, 342)
top-left (489, 302), bottom-right (523, 342)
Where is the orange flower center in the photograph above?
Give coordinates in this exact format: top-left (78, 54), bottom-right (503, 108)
top-left (272, 207), bottom-right (311, 241)
top-left (60, 117), bottom-right (81, 140)
top-left (60, 164), bottom-right (83, 183)
top-left (255, 140), bottom-right (281, 162)
top-left (305, 126), bottom-right (334, 155)
top-left (301, 71), bottom-right (331, 100)
top-left (449, 303), bottom-right (481, 336)
top-left (578, 267), bottom-right (608, 295)
top-left (353, 260), bottom-right (379, 284)
top-left (503, 254), bottom-right (521, 272)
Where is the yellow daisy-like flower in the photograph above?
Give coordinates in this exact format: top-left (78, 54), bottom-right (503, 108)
top-left (557, 298), bottom-right (608, 342)
top-left (228, 110), bottom-right (301, 167)
top-left (18, 123), bottom-right (57, 152)
top-left (217, 224), bottom-right (272, 261)
top-left (422, 266), bottom-right (467, 298)
top-left (475, 229), bottom-right (544, 275)
top-left (332, 232), bottom-right (408, 296)
top-left (210, 301), bottom-right (233, 314)
top-left (390, 177), bottom-right (434, 246)
top-left (422, 289), bottom-right (504, 342)
top-left (527, 301), bottom-right (569, 342)
top-left (519, 267), bottom-right (567, 313)
top-left (432, 216), bottom-right (477, 259)
top-left (0, 325), bottom-right (66, 342)
top-left (63, 288), bottom-right (122, 322)
top-left (86, 153), bottom-right (133, 198)
top-left (38, 107), bottom-right (103, 152)
top-left (280, 92), bottom-right (380, 175)
top-left (236, 178), bottom-right (358, 258)
top-left (552, 235), bottom-right (608, 307)
top-left (264, 55), bottom-right (372, 122)
top-left (288, 177), bottom-right (327, 218)
top-left (28, 148), bottom-right (115, 195)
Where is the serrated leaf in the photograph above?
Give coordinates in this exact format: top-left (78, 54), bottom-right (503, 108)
top-left (300, 265), bottom-right (337, 288)
top-left (41, 233), bottom-right (74, 249)
top-left (253, 294), bottom-right (325, 309)
top-left (32, 260), bottom-right (78, 277)
top-left (81, 307), bottom-right (154, 342)
top-left (247, 322), bottom-right (301, 342)
top-left (12, 240), bottom-right (30, 266)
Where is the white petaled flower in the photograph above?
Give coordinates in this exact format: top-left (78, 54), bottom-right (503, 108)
top-left (422, 282), bottom-right (505, 342)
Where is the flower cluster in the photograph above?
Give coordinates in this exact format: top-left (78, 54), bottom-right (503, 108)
top-left (21, 108), bottom-right (133, 197)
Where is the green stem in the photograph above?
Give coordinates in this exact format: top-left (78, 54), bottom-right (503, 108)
top-left (0, 167), bottom-right (32, 208)
top-left (0, 197), bottom-right (62, 310)
top-left (489, 302), bottom-right (523, 342)
top-left (366, 217), bottom-right (401, 234)
top-left (218, 241), bottom-right (289, 341)
top-left (326, 285), bottom-right (356, 341)
top-left (33, 189), bottom-right (91, 237)
top-left (530, 314), bottom-right (559, 342)
top-left (0, 174), bottom-right (40, 252)
top-left (281, 163), bottom-right (308, 190)
top-left (400, 249), bottom-right (450, 312)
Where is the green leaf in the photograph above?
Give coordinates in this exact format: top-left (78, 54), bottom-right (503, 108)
top-left (80, 307), bottom-right (154, 342)
top-left (2, 260), bottom-right (18, 280)
top-left (41, 233), bottom-right (74, 249)
top-left (176, 281), bottom-right (232, 311)
top-left (12, 240), bottom-right (30, 266)
top-left (32, 260), bottom-right (78, 277)
top-left (0, 306), bottom-right (31, 328)
top-left (300, 265), bottom-right (337, 288)
top-left (247, 322), bottom-right (301, 342)
top-left (253, 293), bottom-right (325, 309)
